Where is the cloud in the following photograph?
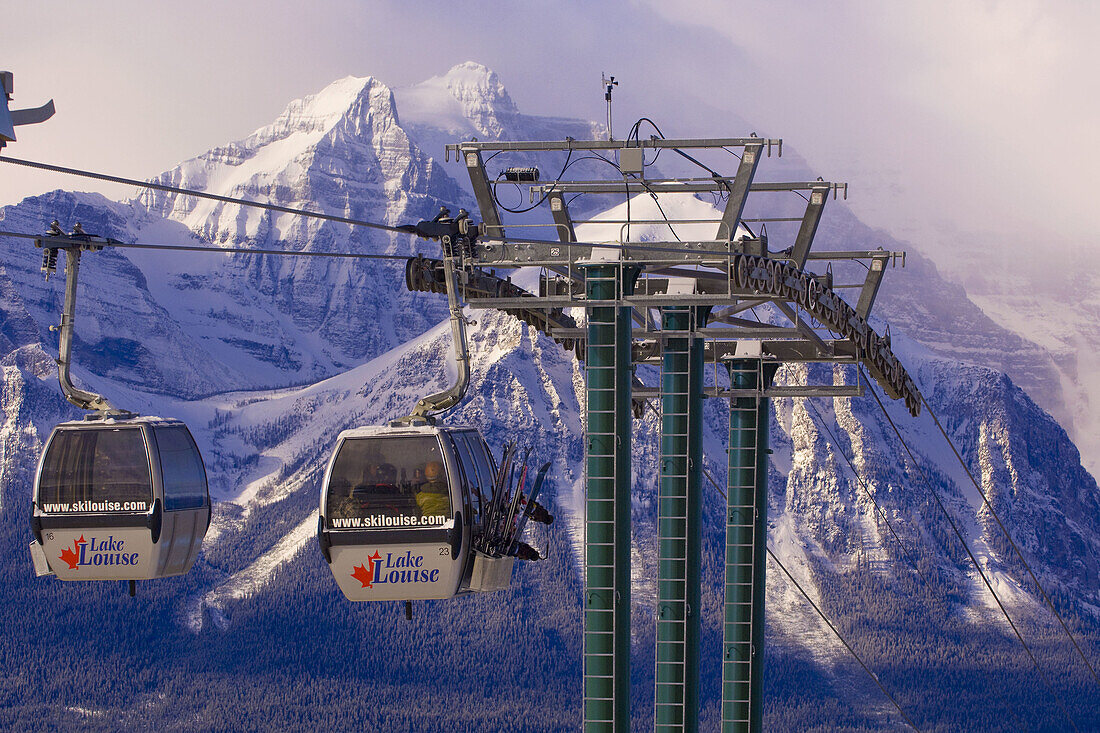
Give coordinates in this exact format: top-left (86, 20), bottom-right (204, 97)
top-left (2, 0), bottom-right (1095, 259)
top-left (634, 0), bottom-right (1099, 248)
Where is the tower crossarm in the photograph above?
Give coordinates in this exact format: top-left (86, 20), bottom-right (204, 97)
top-left (405, 250), bottom-right (921, 416)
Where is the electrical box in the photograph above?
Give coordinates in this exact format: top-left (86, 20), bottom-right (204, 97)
top-left (620, 146), bottom-right (644, 174)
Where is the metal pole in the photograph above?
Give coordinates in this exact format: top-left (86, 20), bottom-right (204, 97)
top-left (684, 308), bottom-right (706, 725)
top-left (722, 359), bottom-right (776, 732)
top-left (410, 250), bottom-right (470, 419)
top-left (55, 248), bottom-right (114, 412)
top-left (583, 264), bottom-right (635, 733)
top-left (655, 306), bottom-right (705, 731)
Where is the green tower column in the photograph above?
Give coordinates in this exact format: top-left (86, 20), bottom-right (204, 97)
top-left (583, 264), bottom-right (636, 733)
top-left (655, 306), bottom-right (706, 732)
top-left (722, 359), bottom-right (777, 733)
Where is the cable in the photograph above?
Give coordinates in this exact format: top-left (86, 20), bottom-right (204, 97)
top-left (690, 401), bottom-right (919, 727)
top-left (919, 392), bottom-right (1100, 689)
top-left (0, 230), bottom-right (410, 261)
top-left (800, 390), bottom-right (923, 576)
top-left (765, 544), bottom-right (922, 732)
top-left (491, 148), bottom-right (574, 214)
top-left (651, 399), bottom-right (919, 729)
top-left (627, 117), bottom-right (665, 142)
top-left (3, 223), bottom-right (751, 263)
top-left (627, 118), bottom-right (665, 167)
top-left (778, 367), bottom-right (1033, 729)
top-left (624, 176), bottom-right (682, 243)
top-left (695, 359), bottom-right (1028, 728)
top-left (702, 445), bottom-right (1031, 731)
top-left (801, 394), bottom-right (1033, 728)
top-left (0, 155), bottom-right (408, 234)
top-left (670, 147), bottom-right (728, 186)
top-left (565, 151), bottom-right (632, 241)
top-left (562, 151), bottom-right (632, 241)
top-left (865, 375), bottom-right (1081, 732)
top-left (722, 146), bottom-right (743, 161)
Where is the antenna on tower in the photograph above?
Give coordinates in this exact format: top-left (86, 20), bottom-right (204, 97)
top-left (602, 73), bottom-right (618, 141)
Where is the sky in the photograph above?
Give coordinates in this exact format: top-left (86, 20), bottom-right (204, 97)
top-left (2, 0), bottom-right (1096, 272)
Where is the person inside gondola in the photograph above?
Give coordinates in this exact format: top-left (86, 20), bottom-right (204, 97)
top-left (329, 477), bottom-right (359, 519)
top-left (367, 462), bottom-right (406, 517)
top-left (416, 461), bottom-right (449, 517)
top-left (373, 462), bottom-right (397, 489)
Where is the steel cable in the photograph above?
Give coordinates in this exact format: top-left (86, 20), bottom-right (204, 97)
top-left (919, 392), bottom-right (1100, 690)
top-left (865, 375), bottom-right (1081, 732)
top-left (0, 229), bottom-right (410, 260)
top-left (696, 457), bottom-right (920, 731)
top-left (0, 155), bottom-right (408, 234)
top-left (765, 545), bottom-right (922, 732)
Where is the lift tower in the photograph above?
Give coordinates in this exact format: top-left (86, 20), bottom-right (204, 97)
top-left (408, 135), bottom-right (920, 732)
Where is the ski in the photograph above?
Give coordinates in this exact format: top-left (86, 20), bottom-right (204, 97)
top-left (509, 461), bottom-right (551, 557)
top-left (490, 442), bottom-right (521, 554)
top-left (499, 447), bottom-right (532, 553)
top-left (480, 441), bottom-right (515, 554)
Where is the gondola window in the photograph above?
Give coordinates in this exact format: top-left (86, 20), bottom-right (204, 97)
top-left (38, 428), bottom-right (152, 511)
top-left (451, 434), bottom-right (483, 524)
top-left (155, 426), bottom-right (207, 510)
top-left (326, 436), bottom-right (451, 529)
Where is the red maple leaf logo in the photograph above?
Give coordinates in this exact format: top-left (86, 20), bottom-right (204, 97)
top-left (59, 535), bottom-right (85, 570)
top-left (351, 551), bottom-right (382, 588)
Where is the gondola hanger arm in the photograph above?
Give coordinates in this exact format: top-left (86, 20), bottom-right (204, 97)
top-left (36, 221), bottom-right (129, 416)
top-left (393, 208), bottom-right (480, 425)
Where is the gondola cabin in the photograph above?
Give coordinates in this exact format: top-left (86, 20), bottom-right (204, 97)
top-left (29, 417), bottom-right (210, 581)
top-left (318, 424), bottom-right (513, 601)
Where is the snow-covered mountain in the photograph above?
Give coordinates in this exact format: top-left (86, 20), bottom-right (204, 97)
top-left (928, 246), bottom-right (1100, 478)
top-left (136, 73), bottom-right (471, 373)
top-left (1, 63), bottom-right (1097, 730)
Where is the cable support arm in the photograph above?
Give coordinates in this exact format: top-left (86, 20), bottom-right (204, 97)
top-left (396, 209), bottom-right (482, 423)
top-left (461, 241), bottom-right (920, 414)
top-left (36, 223), bottom-right (117, 412)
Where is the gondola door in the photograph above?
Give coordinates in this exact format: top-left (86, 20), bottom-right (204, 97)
top-left (320, 428), bottom-right (471, 601)
top-left (149, 424), bottom-right (210, 576)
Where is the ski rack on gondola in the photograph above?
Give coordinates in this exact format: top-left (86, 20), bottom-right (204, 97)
top-left (476, 442), bottom-right (553, 561)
